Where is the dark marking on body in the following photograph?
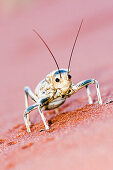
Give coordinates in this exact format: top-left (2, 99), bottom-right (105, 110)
top-left (40, 97), bottom-right (49, 105)
top-left (80, 79), bottom-right (92, 87)
top-left (96, 83), bottom-right (99, 88)
top-left (31, 97), bottom-right (37, 102)
top-left (68, 89), bottom-right (71, 93)
top-left (54, 69), bottom-right (67, 75)
top-left (27, 104), bottom-right (38, 112)
top-left (62, 95), bottom-right (65, 98)
top-left (86, 85), bottom-right (88, 88)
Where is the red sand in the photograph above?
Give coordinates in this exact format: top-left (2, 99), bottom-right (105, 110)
top-left (0, 0), bottom-right (113, 170)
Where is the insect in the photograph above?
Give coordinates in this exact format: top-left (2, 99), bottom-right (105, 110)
top-left (24, 20), bottom-right (102, 132)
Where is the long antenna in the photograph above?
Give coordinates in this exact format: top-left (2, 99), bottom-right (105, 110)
top-left (68, 19), bottom-right (83, 72)
top-left (33, 29), bottom-right (61, 76)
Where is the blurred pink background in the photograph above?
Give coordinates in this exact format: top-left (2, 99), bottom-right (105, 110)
top-left (0, 0), bottom-right (113, 169)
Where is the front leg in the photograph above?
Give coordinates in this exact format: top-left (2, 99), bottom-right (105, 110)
top-left (24, 95), bottom-right (52, 132)
top-left (38, 105), bottom-right (49, 131)
top-left (71, 79), bottom-right (102, 104)
top-left (24, 86), bottom-right (39, 132)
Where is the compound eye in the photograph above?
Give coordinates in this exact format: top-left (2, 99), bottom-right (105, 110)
top-left (55, 78), bottom-right (60, 82)
top-left (68, 74), bottom-right (71, 79)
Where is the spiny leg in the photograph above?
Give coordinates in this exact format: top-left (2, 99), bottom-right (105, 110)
top-left (86, 85), bottom-right (93, 104)
top-left (24, 86), bottom-right (38, 106)
top-left (72, 79), bottom-right (102, 104)
top-left (24, 88), bottom-right (52, 132)
top-left (24, 87), bottom-right (53, 132)
top-left (24, 104), bottom-right (38, 132)
top-left (25, 89), bottom-right (29, 109)
top-left (38, 106), bottom-right (49, 132)
top-left (24, 99), bottom-right (50, 132)
top-left (95, 80), bottom-right (102, 104)
top-left (24, 86), bottom-right (39, 132)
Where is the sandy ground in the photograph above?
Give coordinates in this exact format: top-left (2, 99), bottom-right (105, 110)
top-left (0, 0), bottom-right (113, 169)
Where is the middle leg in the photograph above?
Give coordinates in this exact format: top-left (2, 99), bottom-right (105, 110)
top-left (38, 106), bottom-right (49, 131)
top-left (24, 104), bottom-right (38, 132)
top-left (24, 86), bottom-right (39, 132)
top-left (72, 79), bottom-right (102, 104)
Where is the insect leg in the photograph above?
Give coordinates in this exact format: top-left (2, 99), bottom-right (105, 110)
top-left (24, 86), bottom-right (38, 108)
top-left (24, 104), bottom-right (38, 132)
top-left (72, 79), bottom-right (102, 104)
top-left (24, 86), bottom-right (39, 132)
top-left (38, 106), bottom-right (49, 131)
top-left (37, 96), bottom-right (51, 131)
top-left (86, 85), bottom-right (93, 104)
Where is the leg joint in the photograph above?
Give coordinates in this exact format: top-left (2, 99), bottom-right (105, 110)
top-left (24, 111), bottom-right (29, 117)
top-left (24, 86), bottom-right (31, 93)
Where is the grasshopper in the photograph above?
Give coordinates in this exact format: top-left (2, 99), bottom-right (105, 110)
top-left (24, 20), bottom-right (102, 132)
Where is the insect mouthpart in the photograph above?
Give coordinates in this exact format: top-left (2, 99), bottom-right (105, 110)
top-left (62, 89), bottom-right (71, 98)
top-left (62, 94), bottom-right (65, 98)
top-left (68, 89), bottom-right (71, 93)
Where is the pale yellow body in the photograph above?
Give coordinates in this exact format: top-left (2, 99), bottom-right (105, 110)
top-left (24, 69), bottom-right (102, 132)
top-left (24, 19), bottom-right (102, 132)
